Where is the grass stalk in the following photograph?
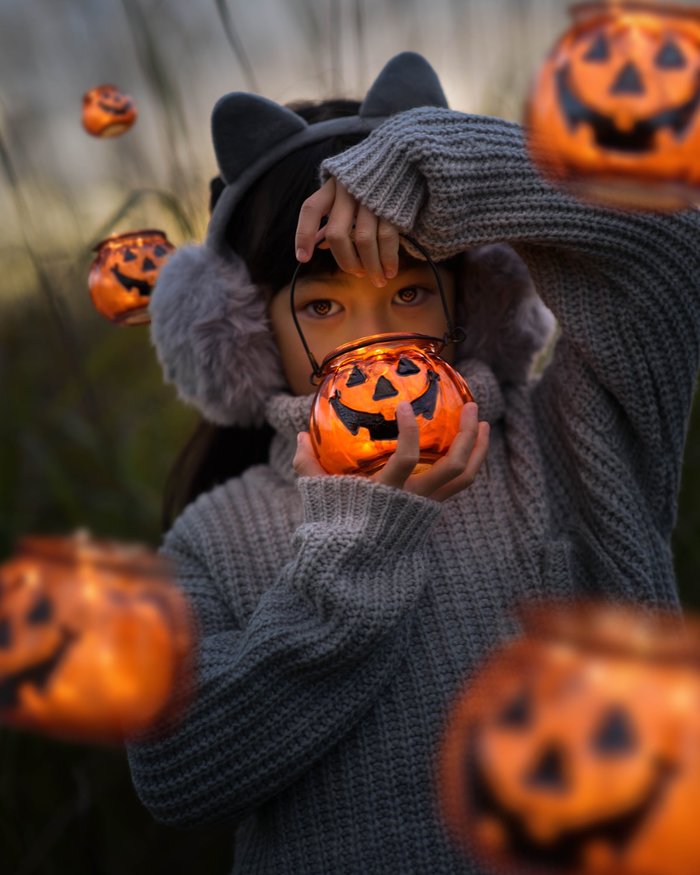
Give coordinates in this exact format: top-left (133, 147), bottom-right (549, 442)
top-left (214, 0), bottom-right (260, 91)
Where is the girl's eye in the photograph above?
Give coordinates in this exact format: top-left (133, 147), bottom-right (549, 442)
top-left (394, 286), bottom-right (430, 305)
top-left (303, 299), bottom-right (340, 318)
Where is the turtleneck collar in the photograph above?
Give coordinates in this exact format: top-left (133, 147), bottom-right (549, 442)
top-left (263, 358), bottom-right (505, 484)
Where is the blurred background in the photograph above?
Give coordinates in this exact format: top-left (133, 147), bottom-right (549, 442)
top-left (2, 0), bottom-right (699, 871)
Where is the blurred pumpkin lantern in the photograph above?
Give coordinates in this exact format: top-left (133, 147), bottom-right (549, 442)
top-left (438, 601), bottom-right (700, 875)
top-left (290, 236), bottom-right (473, 476)
top-left (88, 229), bottom-right (174, 326)
top-left (526, 1), bottom-right (700, 210)
top-left (82, 84), bottom-right (137, 138)
top-left (0, 533), bottom-right (193, 744)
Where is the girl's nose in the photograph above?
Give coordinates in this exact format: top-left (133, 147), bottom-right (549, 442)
top-left (351, 311), bottom-right (393, 339)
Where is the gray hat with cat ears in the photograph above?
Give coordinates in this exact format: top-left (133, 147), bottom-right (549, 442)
top-left (206, 51), bottom-right (449, 255)
top-left (149, 51), bottom-right (553, 428)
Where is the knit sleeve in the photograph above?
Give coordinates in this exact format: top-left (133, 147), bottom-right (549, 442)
top-left (126, 474), bottom-right (441, 828)
top-left (322, 107), bottom-right (700, 603)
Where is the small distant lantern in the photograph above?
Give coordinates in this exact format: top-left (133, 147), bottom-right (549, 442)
top-left (439, 601), bottom-right (700, 875)
top-left (82, 84), bottom-right (137, 138)
top-left (88, 229), bottom-right (175, 326)
top-left (290, 237), bottom-right (473, 476)
top-left (526, 1), bottom-right (700, 210)
top-left (0, 533), bottom-right (193, 744)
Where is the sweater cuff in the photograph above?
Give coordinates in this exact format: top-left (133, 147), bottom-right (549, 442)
top-left (321, 141), bottom-right (426, 232)
top-left (297, 475), bottom-right (441, 553)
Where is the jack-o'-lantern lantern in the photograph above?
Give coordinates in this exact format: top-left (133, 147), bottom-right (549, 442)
top-left (309, 334), bottom-right (473, 475)
top-left (0, 533), bottom-right (193, 744)
top-left (82, 84), bottom-right (137, 138)
top-left (438, 601), bottom-right (700, 875)
top-left (88, 229), bottom-right (175, 326)
top-left (526, 1), bottom-right (700, 210)
top-left (290, 237), bottom-right (473, 476)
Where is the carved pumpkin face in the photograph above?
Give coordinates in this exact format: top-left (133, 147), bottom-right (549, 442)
top-left (309, 334), bottom-right (473, 476)
top-left (0, 535), bottom-right (193, 743)
top-left (526, 2), bottom-right (700, 210)
top-left (82, 84), bottom-right (137, 138)
top-left (439, 602), bottom-right (700, 875)
top-left (88, 230), bottom-right (175, 325)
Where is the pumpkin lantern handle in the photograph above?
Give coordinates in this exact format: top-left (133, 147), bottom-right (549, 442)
top-left (289, 234), bottom-right (464, 384)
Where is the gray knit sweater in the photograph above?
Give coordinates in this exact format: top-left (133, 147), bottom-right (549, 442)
top-left (127, 109), bottom-right (700, 874)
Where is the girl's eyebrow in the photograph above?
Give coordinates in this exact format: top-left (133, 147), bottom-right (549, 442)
top-left (297, 265), bottom-right (434, 290)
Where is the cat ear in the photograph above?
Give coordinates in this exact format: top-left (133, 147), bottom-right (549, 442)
top-left (360, 51), bottom-right (449, 117)
top-left (212, 53), bottom-right (448, 183)
top-left (212, 93), bottom-right (307, 184)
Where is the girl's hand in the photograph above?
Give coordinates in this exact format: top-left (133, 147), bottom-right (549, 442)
top-left (293, 401), bottom-right (490, 503)
top-left (295, 178), bottom-right (401, 288)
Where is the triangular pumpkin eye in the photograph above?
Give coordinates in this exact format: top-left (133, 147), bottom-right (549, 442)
top-left (591, 706), bottom-right (637, 755)
top-left (397, 357), bottom-right (421, 376)
top-left (584, 32), bottom-right (610, 62)
top-left (497, 689), bottom-right (532, 729)
top-left (610, 61), bottom-right (646, 95)
top-left (346, 366), bottom-right (367, 387)
top-left (0, 618), bottom-right (10, 648)
top-left (154, 245), bottom-right (168, 257)
top-left (655, 40), bottom-right (687, 70)
top-left (122, 249), bottom-right (138, 262)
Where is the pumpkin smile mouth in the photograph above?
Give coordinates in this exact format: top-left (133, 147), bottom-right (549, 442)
top-left (98, 101), bottom-right (134, 116)
top-left (556, 64), bottom-right (700, 153)
top-left (467, 735), bottom-right (677, 870)
top-left (0, 626), bottom-right (76, 710)
top-left (329, 370), bottom-right (440, 441)
top-left (111, 266), bottom-right (154, 297)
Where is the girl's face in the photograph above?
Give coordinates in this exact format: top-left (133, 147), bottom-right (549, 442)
top-left (268, 263), bottom-right (457, 395)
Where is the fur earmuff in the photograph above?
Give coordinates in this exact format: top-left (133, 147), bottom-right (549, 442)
top-left (149, 241), bottom-right (554, 428)
top-left (456, 244), bottom-right (556, 384)
top-left (149, 244), bottom-right (285, 427)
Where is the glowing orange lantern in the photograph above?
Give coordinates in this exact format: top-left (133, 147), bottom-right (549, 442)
top-left (290, 237), bottom-right (473, 476)
top-left (82, 84), bottom-right (137, 138)
top-left (439, 601), bottom-right (700, 875)
top-left (0, 533), bottom-right (193, 744)
top-left (526, 1), bottom-right (700, 210)
top-left (309, 334), bottom-right (473, 475)
top-left (88, 229), bottom-right (175, 326)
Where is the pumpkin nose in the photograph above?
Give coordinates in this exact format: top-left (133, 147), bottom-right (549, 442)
top-left (373, 376), bottom-right (399, 401)
top-left (524, 745), bottom-right (569, 793)
top-left (610, 62), bottom-right (645, 95)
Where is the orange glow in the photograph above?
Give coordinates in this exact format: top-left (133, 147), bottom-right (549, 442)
top-left (309, 333), bottom-right (473, 476)
top-left (88, 229), bottom-right (175, 326)
top-left (438, 601), bottom-right (700, 875)
top-left (0, 533), bottom-right (194, 744)
top-left (82, 84), bottom-right (137, 138)
top-left (526, 1), bottom-right (700, 210)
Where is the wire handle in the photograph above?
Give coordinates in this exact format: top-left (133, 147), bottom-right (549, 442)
top-left (289, 234), bottom-right (463, 381)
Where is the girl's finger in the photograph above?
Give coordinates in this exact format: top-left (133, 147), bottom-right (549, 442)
top-left (373, 402), bottom-right (420, 489)
top-left (406, 403), bottom-right (480, 497)
top-left (377, 218), bottom-right (400, 280)
top-left (429, 422), bottom-right (490, 503)
top-left (353, 205), bottom-right (384, 287)
top-left (296, 179), bottom-right (337, 262)
top-left (293, 432), bottom-right (328, 477)
top-left (323, 183), bottom-right (365, 275)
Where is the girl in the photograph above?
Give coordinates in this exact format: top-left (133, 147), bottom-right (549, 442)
top-left (127, 52), bottom-right (700, 874)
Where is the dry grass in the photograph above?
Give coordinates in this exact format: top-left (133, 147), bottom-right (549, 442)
top-left (2, 2), bottom-right (700, 872)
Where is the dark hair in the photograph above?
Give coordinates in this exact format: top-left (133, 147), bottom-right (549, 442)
top-left (162, 99), bottom-right (369, 530)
